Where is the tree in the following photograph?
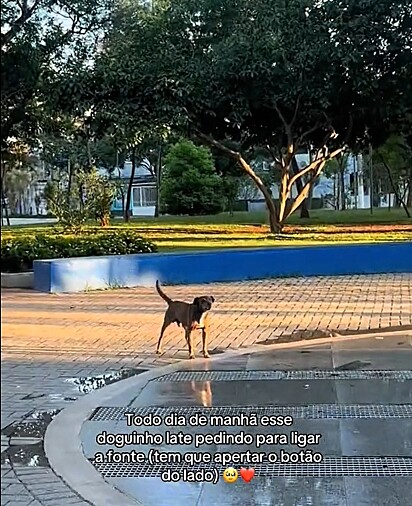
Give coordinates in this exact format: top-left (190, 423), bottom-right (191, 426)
top-left (1, 142), bottom-right (37, 215)
top-left (44, 168), bottom-right (119, 229)
top-left (373, 135), bottom-right (411, 216)
top-left (161, 140), bottom-right (224, 215)
top-left (89, 0), bottom-right (411, 232)
top-left (323, 153), bottom-right (350, 211)
top-left (1, 0), bottom-right (113, 223)
top-left (1, 0), bottom-right (112, 153)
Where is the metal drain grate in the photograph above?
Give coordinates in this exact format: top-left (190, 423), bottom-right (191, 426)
top-left (154, 370), bottom-right (412, 382)
top-left (91, 457), bottom-right (412, 477)
top-left (89, 404), bottom-right (412, 422)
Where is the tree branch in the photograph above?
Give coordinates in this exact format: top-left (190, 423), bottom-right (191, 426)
top-left (287, 147), bottom-right (344, 196)
top-left (378, 152), bottom-right (410, 218)
top-left (290, 96), bottom-right (300, 129)
top-left (286, 160), bottom-right (327, 218)
top-left (296, 121), bottom-right (323, 146)
top-left (195, 130), bottom-right (241, 161)
top-left (1, 0), bottom-right (41, 48)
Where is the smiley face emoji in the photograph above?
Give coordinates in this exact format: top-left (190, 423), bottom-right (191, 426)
top-left (223, 467), bottom-right (238, 483)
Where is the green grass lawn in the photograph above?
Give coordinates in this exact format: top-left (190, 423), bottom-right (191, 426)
top-left (125, 207), bottom-right (412, 226)
top-left (2, 208), bottom-right (411, 252)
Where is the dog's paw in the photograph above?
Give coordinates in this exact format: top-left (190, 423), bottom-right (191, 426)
top-left (189, 354), bottom-right (196, 360)
top-left (203, 352), bottom-right (210, 359)
top-left (156, 348), bottom-right (163, 355)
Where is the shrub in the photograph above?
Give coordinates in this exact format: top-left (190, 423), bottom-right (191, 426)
top-left (43, 169), bottom-right (121, 230)
top-left (161, 140), bottom-right (225, 215)
top-left (1, 230), bottom-right (157, 273)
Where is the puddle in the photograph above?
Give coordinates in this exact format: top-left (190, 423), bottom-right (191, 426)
top-left (66, 368), bottom-right (148, 394)
top-left (1, 409), bottom-right (60, 439)
top-left (1, 410), bottom-right (60, 468)
top-left (1, 442), bottom-right (49, 467)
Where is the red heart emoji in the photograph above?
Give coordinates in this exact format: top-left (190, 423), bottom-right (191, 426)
top-left (240, 467), bottom-right (255, 482)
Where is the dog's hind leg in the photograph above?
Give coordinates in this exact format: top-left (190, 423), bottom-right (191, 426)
top-left (201, 328), bottom-right (210, 359)
top-left (185, 328), bottom-right (195, 359)
top-left (156, 316), bottom-right (172, 355)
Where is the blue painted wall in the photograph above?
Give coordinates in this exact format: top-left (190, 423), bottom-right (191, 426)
top-left (33, 242), bottom-right (412, 293)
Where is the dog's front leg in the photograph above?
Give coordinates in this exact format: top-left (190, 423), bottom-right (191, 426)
top-left (185, 328), bottom-right (195, 359)
top-left (201, 328), bottom-right (210, 359)
top-left (156, 318), bottom-right (171, 355)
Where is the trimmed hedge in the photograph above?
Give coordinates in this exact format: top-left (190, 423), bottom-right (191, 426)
top-left (1, 230), bottom-right (157, 273)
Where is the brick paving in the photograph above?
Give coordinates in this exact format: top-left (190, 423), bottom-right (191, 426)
top-left (1, 273), bottom-right (412, 505)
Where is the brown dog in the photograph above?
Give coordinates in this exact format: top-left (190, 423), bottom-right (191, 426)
top-left (155, 280), bottom-right (215, 359)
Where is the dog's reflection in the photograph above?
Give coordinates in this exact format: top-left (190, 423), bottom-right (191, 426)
top-left (189, 380), bottom-right (213, 407)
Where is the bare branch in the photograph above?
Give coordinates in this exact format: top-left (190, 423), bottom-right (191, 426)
top-left (296, 121), bottom-right (323, 145)
top-left (266, 144), bottom-right (281, 166)
top-left (287, 146), bottom-right (344, 192)
top-left (288, 158), bottom-right (322, 190)
top-left (274, 102), bottom-right (288, 130)
top-left (290, 96), bottom-right (300, 129)
top-left (286, 160), bottom-right (327, 218)
top-left (195, 130), bottom-right (241, 161)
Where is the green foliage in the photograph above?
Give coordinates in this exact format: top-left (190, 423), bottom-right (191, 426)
top-left (80, 171), bottom-right (121, 226)
top-left (43, 179), bottom-right (88, 231)
top-left (1, 230), bottom-right (157, 273)
top-left (43, 169), bottom-right (120, 230)
top-left (1, 0), bottom-right (112, 153)
top-left (92, 0), bottom-right (411, 151)
top-left (161, 140), bottom-right (224, 215)
top-left (86, 0), bottom-right (411, 231)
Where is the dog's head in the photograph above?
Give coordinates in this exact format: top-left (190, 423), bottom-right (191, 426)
top-left (193, 295), bottom-right (215, 313)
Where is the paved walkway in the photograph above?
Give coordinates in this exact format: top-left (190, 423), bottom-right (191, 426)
top-left (1, 274), bottom-right (412, 505)
top-left (3, 218), bottom-right (57, 226)
top-left (74, 334), bottom-right (412, 506)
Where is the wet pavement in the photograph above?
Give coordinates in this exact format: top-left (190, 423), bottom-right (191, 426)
top-left (2, 276), bottom-right (412, 504)
top-left (81, 334), bottom-right (412, 505)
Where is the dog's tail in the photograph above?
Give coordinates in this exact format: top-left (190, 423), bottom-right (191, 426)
top-left (156, 280), bottom-right (173, 304)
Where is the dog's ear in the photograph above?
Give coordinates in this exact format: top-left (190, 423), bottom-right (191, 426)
top-left (210, 296), bottom-right (215, 303)
top-left (193, 297), bottom-right (200, 305)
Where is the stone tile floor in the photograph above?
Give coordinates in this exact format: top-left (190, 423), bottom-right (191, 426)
top-left (80, 336), bottom-right (412, 506)
top-left (1, 274), bottom-right (412, 505)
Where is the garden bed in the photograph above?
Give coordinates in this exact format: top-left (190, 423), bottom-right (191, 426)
top-left (1, 230), bottom-right (157, 274)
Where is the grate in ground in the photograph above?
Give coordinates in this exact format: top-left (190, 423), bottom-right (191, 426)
top-left (153, 370), bottom-right (412, 382)
top-left (91, 457), bottom-right (412, 477)
top-left (89, 404), bottom-right (412, 422)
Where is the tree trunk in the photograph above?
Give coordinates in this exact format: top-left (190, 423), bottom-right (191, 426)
top-left (291, 157), bottom-right (310, 218)
top-left (339, 161), bottom-right (346, 210)
top-left (67, 157), bottom-right (72, 193)
top-left (195, 131), bottom-right (282, 232)
top-left (1, 162), bottom-right (10, 225)
top-left (1, 185), bottom-right (10, 225)
top-left (236, 156), bottom-right (280, 233)
top-left (100, 214), bottom-right (110, 227)
top-left (124, 146), bottom-right (136, 222)
top-left (406, 170), bottom-right (412, 208)
top-left (154, 144), bottom-right (162, 218)
top-left (379, 153), bottom-right (410, 218)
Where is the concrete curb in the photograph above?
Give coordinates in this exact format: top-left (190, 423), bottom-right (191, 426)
top-left (1, 272), bottom-right (33, 289)
top-left (44, 330), bottom-right (409, 506)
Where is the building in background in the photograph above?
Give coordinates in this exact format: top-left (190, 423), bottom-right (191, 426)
top-left (103, 158), bottom-right (157, 217)
top-left (5, 148), bottom-right (399, 217)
